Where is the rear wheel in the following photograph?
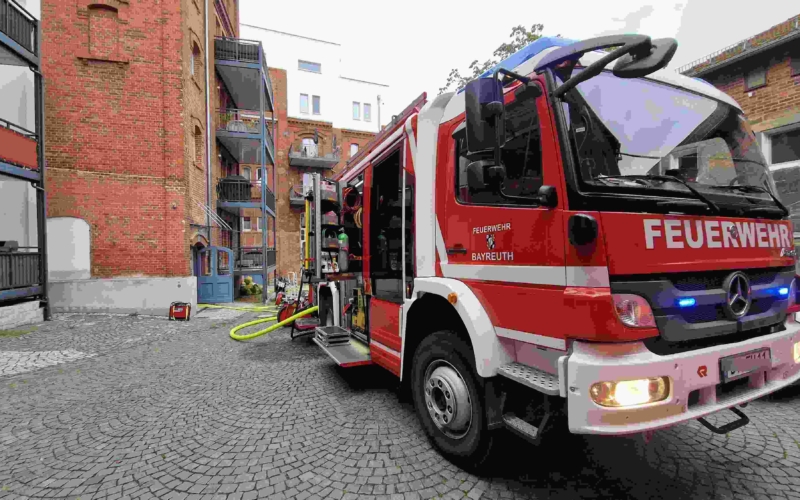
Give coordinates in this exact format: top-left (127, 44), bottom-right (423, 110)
top-left (411, 330), bottom-right (495, 469)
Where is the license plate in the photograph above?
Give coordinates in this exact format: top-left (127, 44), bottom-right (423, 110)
top-left (719, 348), bottom-right (771, 383)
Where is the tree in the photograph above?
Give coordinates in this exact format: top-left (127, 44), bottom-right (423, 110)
top-left (438, 24), bottom-right (553, 95)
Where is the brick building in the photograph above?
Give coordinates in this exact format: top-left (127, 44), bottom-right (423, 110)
top-left (680, 14), bottom-right (800, 229)
top-left (41, 0), bottom-right (277, 311)
top-left (240, 25), bottom-right (394, 276)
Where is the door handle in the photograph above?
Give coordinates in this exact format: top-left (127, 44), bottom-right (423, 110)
top-left (447, 245), bottom-right (467, 255)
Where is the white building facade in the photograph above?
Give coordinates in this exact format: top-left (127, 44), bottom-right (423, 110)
top-left (239, 24), bottom-right (392, 133)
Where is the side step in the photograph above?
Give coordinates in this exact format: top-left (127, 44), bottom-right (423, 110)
top-left (503, 412), bottom-right (550, 445)
top-left (497, 362), bottom-right (560, 396)
top-left (312, 333), bottom-right (372, 368)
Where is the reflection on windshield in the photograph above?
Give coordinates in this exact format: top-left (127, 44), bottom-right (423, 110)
top-left (558, 69), bottom-right (776, 197)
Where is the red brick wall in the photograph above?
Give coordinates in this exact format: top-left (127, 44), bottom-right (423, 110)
top-left (706, 50), bottom-right (800, 132)
top-left (42, 0), bottom-right (215, 278)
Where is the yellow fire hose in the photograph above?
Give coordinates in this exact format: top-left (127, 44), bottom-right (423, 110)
top-left (198, 303), bottom-right (319, 341)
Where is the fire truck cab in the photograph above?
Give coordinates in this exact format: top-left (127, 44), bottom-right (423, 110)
top-left (299, 34), bottom-right (800, 468)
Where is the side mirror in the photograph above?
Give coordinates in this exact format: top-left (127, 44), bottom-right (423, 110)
top-left (537, 185), bottom-right (558, 208)
top-left (613, 38), bottom-right (678, 78)
top-left (464, 77), bottom-right (506, 157)
top-left (466, 160), bottom-right (506, 191)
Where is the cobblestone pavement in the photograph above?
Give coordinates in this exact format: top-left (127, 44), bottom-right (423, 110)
top-left (2, 311), bottom-right (800, 500)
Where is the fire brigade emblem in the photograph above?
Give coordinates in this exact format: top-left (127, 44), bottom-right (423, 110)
top-left (728, 225), bottom-right (739, 239)
top-left (486, 234), bottom-right (495, 250)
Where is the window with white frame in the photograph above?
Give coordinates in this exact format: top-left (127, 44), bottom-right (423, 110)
top-left (298, 60), bottom-right (321, 73)
top-left (256, 168), bottom-right (262, 180)
top-left (301, 137), bottom-right (317, 157)
top-left (762, 124), bottom-right (800, 233)
top-left (312, 95), bottom-right (321, 115)
top-left (300, 94), bottom-right (309, 114)
top-left (257, 217), bottom-right (263, 231)
top-left (353, 102), bottom-right (360, 120)
top-left (350, 143), bottom-right (358, 157)
top-left (242, 166), bottom-right (251, 180)
top-left (364, 103), bottom-right (371, 122)
top-left (242, 217), bottom-right (252, 231)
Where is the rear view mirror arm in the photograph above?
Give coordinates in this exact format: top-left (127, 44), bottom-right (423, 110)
top-left (553, 43), bottom-right (645, 98)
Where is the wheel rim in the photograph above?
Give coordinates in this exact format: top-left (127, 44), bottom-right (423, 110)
top-left (423, 360), bottom-right (472, 439)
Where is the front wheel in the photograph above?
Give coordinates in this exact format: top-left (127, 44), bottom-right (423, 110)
top-left (411, 330), bottom-right (495, 469)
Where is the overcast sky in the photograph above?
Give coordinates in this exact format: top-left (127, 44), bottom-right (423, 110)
top-left (242, 0), bottom-right (799, 117)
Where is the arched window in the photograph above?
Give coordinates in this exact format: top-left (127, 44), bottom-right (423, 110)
top-left (88, 4), bottom-right (119, 59)
top-left (194, 126), bottom-right (203, 166)
top-left (191, 42), bottom-right (202, 78)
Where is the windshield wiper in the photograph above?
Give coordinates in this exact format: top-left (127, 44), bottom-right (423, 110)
top-left (595, 174), bottom-right (720, 213)
top-left (710, 184), bottom-right (789, 216)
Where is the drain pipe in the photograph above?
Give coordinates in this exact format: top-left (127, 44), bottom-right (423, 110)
top-left (204, 0), bottom-right (213, 246)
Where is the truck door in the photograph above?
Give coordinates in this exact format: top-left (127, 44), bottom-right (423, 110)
top-left (367, 143), bottom-right (405, 376)
top-left (438, 77), bottom-right (568, 347)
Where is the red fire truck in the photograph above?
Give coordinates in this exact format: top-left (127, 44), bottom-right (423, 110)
top-left (299, 34), bottom-right (800, 468)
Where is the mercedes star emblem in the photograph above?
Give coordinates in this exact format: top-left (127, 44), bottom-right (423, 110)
top-left (722, 271), bottom-right (751, 320)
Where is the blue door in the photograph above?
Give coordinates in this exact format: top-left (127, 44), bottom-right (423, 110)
top-left (197, 246), bottom-right (234, 303)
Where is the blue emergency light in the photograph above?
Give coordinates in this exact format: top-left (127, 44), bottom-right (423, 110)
top-left (677, 298), bottom-right (696, 308)
top-left (779, 287), bottom-right (790, 297)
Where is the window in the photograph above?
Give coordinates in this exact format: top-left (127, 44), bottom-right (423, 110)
top-left (242, 166), bottom-right (251, 179)
top-left (194, 126), bottom-right (203, 166)
top-left (300, 94), bottom-right (309, 114)
top-left (312, 95), bottom-right (321, 115)
top-left (455, 88), bottom-right (544, 205)
top-left (298, 60), bottom-right (321, 73)
top-left (256, 168), bottom-right (262, 180)
top-left (191, 43), bottom-right (201, 78)
top-left (792, 51), bottom-right (800, 77)
top-left (364, 103), bottom-right (372, 122)
top-left (301, 137), bottom-right (317, 157)
top-left (257, 217), bottom-right (263, 231)
top-left (350, 143), bottom-right (359, 157)
top-left (770, 128), bottom-right (800, 165)
top-left (353, 102), bottom-right (360, 120)
top-left (744, 67), bottom-right (766, 91)
top-left (242, 217), bottom-right (251, 231)
top-left (763, 125), bottom-right (800, 233)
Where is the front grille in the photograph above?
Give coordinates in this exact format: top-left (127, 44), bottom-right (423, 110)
top-left (671, 268), bottom-right (782, 291)
top-left (611, 266), bottom-right (794, 352)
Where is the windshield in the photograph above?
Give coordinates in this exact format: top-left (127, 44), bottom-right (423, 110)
top-left (556, 68), bottom-right (781, 206)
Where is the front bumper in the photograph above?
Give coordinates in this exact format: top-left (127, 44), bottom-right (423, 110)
top-left (565, 320), bottom-right (800, 435)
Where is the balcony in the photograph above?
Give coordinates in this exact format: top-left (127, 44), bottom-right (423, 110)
top-left (234, 246), bottom-right (276, 275)
top-left (217, 175), bottom-right (275, 215)
top-left (289, 184), bottom-right (307, 207)
top-left (216, 109), bottom-right (274, 165)
top-left (214, 37), bottom-right (273, 112)
top-left (0, 0), bottom-right (38, 66)
top-left (0, 245), bottom-right (42, 302)
top-left (288, 144), bottom-right (340, 169)
top-left (0, 118), bottom-right (39, 181)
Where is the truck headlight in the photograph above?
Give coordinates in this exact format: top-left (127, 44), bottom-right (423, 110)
top-left (612, 294), bottom-right (656, 328)
top-left (590, 377), bottom-right (670, 407)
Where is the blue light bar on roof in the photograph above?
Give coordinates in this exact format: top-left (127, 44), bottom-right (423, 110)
top-left (457, 37), bottom-right (577, 93)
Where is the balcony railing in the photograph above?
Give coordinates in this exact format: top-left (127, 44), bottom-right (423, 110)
top-left (214, 36), bottom-right (274, 110)
top-left (0, 0), bottom-right (37, 56)
top-left (216, 108), bottom-right (274, 157)
top-left (235, 246), bottom-right (276, 270)
top-left (0, 246), bottom-right (40, 294)
top-left (288, 144), bottom-right (340, 169)
top-left (217, 176), bottom-right (276, 212)
top-left (290, 184), bottom-right (307, 206)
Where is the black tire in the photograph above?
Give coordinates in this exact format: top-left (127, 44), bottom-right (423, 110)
top-left (411, 330), bottom-right (495, 469)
